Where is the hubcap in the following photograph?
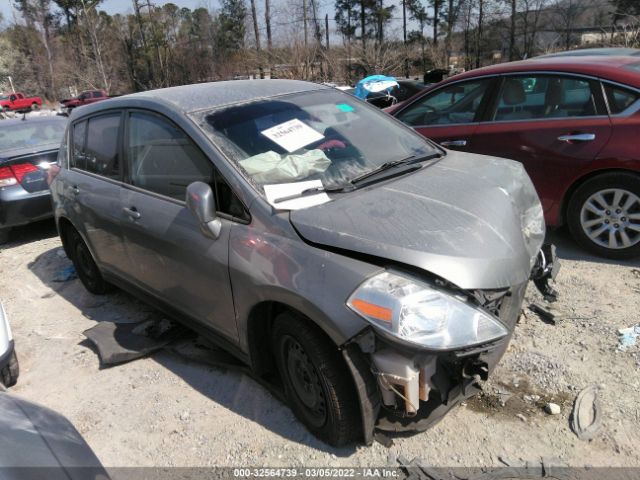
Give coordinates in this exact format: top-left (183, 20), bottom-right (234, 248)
top-left (284, 337), bottom-right (327, 426)
top-left (580, 188), bottom-right (640, 250)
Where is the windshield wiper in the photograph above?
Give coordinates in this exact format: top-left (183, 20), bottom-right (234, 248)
top-left (272, 184), bottom-right (354, 204)
top-left (348, 152), bottom-right (443, 186)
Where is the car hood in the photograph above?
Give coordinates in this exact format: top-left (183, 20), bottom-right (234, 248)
top-left (0, 393), bottom-right (108, 478)
top-left (289, 151), bottom-right (545, 289)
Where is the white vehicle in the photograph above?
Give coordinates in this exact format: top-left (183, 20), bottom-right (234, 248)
top-left (0, 302), bottom-right (19, 388)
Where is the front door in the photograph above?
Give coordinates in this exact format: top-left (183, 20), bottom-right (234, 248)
top-left (471, 74), bottom-right (612, 216)
top-left (393, 77), bottom-right (498, 151)
top-left (119, 110), bottom-right (238, 341)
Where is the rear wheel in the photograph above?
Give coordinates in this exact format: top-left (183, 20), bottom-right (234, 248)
top-left (1, 351), bottom-right (19, 388)
top-left (567, 172), bottom-right (640, 259)
top-left (272, 312), bottom-right (361, 446)
top-left (31, 103), bottom-right (40, 111)
top-left (68, 230), bottom-right (110, 294)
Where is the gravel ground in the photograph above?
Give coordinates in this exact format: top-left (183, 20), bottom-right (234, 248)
top-left (1, 220), bottom-right (639, 469)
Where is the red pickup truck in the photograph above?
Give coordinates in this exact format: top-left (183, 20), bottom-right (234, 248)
top-left (60, 89), bottom-right (109, 112)
top-left (0, 92), bottom-right (43, 112)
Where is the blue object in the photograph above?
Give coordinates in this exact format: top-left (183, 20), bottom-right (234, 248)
top-left (53, 265), bottom-right (77, 282)
top-left (337, 103), bottom-right (355, 112)
top-left (354, 75), bottom-right (399, 100)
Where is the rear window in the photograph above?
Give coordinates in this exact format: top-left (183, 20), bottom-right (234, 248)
top-left (604, 84), bottom-right (640, 114)
top-left (0, 120), bottom-right (67, 154)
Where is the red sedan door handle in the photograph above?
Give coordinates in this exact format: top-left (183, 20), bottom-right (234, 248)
top-left (440, 139), bottom-right (467, 147)
top-left (558, 133), bottom-right (595, 142)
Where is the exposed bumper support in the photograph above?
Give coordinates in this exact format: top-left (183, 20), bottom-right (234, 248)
top-left (531, 243), bottom-right (560, 302)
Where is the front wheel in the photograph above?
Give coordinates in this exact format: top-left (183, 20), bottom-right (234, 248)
top-left (68, 230), bottom-right (110, 294)
top-left (567, 172), bottom-right (640, 259)
top-left (272, 312), bottom-right (361, 446)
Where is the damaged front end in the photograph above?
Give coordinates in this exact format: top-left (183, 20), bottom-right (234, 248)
top-left (343, 248), bottom-right (558, 444)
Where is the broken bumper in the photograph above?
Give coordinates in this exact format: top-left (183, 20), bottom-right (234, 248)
top-left (344, 281), bottom-right (528, 443)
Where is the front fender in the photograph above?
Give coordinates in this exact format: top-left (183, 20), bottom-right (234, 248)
top-left (229, 222), bottom-right (380, 353)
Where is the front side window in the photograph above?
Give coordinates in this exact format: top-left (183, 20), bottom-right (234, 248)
top-left (493, 75), bottom-right (597, 121)
top-left (84, 114), bottom-right (120, 178)
top-left (193, 89), bottom-right (437, 190)
top-left (604, 84), bottom-right (640, 114)
top-left (395, 80), bottom-right (491, 127)
top-left (127, 112), bottom-right (215, 201)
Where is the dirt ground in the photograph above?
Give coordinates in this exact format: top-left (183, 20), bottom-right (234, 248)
top-left (1, 220), bottom-right (639, 469)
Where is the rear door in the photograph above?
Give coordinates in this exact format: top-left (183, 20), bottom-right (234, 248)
top-left (120, 110), bottom-right (239, 342)
top-left (65, 112), bottom-right (130, 275)
top-left (471, 74), bottom-right (612, 218)
top-left (393, 77), bottom-right (498, 151)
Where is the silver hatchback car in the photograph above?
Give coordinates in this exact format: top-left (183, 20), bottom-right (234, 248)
top-left (50, 80), bottom-right (557, 446)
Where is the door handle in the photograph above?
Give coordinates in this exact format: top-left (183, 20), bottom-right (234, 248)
top-left (557, 133), bottom-right (595, 142)
top-left (440, 139), bottom-right (467, 147)
top-left (71, 185), bottom-right (80, 195)
top-left (123, 207), bottom-right (141, 220)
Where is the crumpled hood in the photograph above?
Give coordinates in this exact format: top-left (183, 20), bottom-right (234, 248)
top-left (290, 151), bottom-right (545, 289)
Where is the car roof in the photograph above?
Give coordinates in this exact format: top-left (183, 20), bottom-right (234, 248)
top-left (85, 80), bottom-right (328, 115)
top-left (441, 55), bottom-right (640, 89)
top-left (538, 47), bottom-right (640, 58)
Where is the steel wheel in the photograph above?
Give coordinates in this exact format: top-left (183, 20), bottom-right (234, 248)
top-left (271, 312), bottom-right (361, 446)
top-left (68, 229), bottom-right (110, 294)
top-left (283, 336), bottom-right (327, 427)
top-left (579, 188), bottom-right (640, 250)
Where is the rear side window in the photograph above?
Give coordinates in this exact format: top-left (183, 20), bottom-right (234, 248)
top-left (604, 84), bottom-right (640, 114)
top-left (84, 114), bottom-right (121, 179)
top-left (396, 80), bottom-right (491, 126)
top-left (493, 75), bottom-right (598, 121)
top-left (71, 120), bottom-right (87, 169)
top-left (127, 112), bottom-right (215, 201)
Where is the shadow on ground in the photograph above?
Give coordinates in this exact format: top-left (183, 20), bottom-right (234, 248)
top-left (547, 227), bottom-right (638, 267)
top-left (0, 219), bottom-right (58, 250)
top-left (23, 243), bottom-right (358, 456)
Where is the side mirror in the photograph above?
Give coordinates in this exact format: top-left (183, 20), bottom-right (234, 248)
top-left (186, 181), bottom-right (221, 240)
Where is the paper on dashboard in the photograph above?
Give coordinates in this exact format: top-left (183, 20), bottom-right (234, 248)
top-left (264, 180), bottom-right (330, 210)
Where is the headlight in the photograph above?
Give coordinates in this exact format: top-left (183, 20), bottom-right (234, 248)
top-left (347, 271), bottom-right (508, 350)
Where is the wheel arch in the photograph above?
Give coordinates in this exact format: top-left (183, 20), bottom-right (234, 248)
top-left (245, 300), bottom-right (346, 377)
top-left (560, 168), bottom-right (640, 226)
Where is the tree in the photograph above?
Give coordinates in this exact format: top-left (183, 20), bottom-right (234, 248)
top-left (216, 0), bottom-right (247, 57)
top-left (13, 0), bottom-right (57, 98)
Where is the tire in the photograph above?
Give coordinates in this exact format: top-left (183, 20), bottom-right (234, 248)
top-left (271, 312), bottom-right (361, 446)
top-left (31, 103), bottom-right (40, 111)
top-left (567, 172), bottom-right (640, 259)
top-left (68, 229), bottom-right (110, 294)
top-left (0, 229), bottom-right (9, 245)
top-left (2, 106), bottom-right (10, 113)
top-left (1, 351), bottom-right (19, 388)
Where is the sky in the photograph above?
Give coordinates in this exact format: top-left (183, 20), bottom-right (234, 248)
top-left (0, 0), bottom-right (217, 22)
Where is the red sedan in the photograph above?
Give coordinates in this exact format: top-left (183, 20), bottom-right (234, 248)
top-left (389, 55), bottom-right (640, 259)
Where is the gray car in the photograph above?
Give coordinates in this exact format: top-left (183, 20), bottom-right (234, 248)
top-left (0, 116), bottom-right (67, 243)
top-left (50, 80), bottom-right (557, 446)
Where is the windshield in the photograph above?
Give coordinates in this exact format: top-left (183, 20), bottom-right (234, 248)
top-left (192, 89), bottom-right (438, 191)
top-left (0, 120), bottom-right (67, 154)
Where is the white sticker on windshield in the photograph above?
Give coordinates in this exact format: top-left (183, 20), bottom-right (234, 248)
top-left (260, 118), bottom-right (324, 153)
